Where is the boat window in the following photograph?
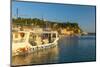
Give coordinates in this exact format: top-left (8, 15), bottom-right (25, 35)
top-left (52, 34), bottom-right (56, 38)
top-left (20, 32), bottom-right (25, 38)
top-left (29, 33), bottom-right (37, 46)
top-left (13, 32), bottom-right (26, 43)
top-left (15, 34), bottom-right (18, 38)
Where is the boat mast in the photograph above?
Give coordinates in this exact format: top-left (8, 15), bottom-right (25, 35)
top-left (16, 8), bottom-right (19, 18)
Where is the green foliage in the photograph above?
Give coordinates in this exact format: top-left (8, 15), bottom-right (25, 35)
top-left (12, 18), bottom-right (82, 34)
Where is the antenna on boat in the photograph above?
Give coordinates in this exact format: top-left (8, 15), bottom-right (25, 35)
top-left (16, 8), bottom-right (19, 18)
top-left (42, 15), bottom-right (47, 28)
top-left (42, 15), bottom-right (44, 21)
top-left (42, 15), bottom-right (46, 28)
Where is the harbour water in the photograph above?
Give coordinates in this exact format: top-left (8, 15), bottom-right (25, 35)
top-left (12, 35), bottom-right (96, 66)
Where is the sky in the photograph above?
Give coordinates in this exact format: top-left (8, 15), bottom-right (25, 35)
top-left (12, 1), bottom-right (96, 33)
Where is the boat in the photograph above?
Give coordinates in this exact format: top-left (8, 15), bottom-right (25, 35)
top-left (12, 30), bottom-right (59, 56)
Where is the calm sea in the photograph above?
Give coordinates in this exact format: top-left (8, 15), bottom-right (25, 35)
top-left (12, 35), bottom-right (96, 66)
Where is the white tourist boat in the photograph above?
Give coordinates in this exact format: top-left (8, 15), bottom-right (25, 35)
top-left (12, 30), bottom-right (59, 56)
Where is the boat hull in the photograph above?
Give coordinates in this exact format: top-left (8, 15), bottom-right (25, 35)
top-left (12, 38), bottom-right (59, 56)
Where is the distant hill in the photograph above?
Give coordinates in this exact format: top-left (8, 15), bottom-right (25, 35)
top-left (12, 17), bottom-right (83, 35)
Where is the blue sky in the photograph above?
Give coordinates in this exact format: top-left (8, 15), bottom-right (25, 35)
top-left (12, 1), bottom-right (96, 33)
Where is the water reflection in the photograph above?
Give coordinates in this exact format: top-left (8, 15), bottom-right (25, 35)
top-left (12, 36), bottom-right (96, 66)
top-left (58, 36), bottom-right (95, 63)
top-left (58, 36), bottom-right (80, 62)
top-left (12, 45), bottom-right (59, 66)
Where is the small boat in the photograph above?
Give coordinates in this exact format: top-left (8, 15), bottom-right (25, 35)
top-left (12, 30), bottom-right (59, 56)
